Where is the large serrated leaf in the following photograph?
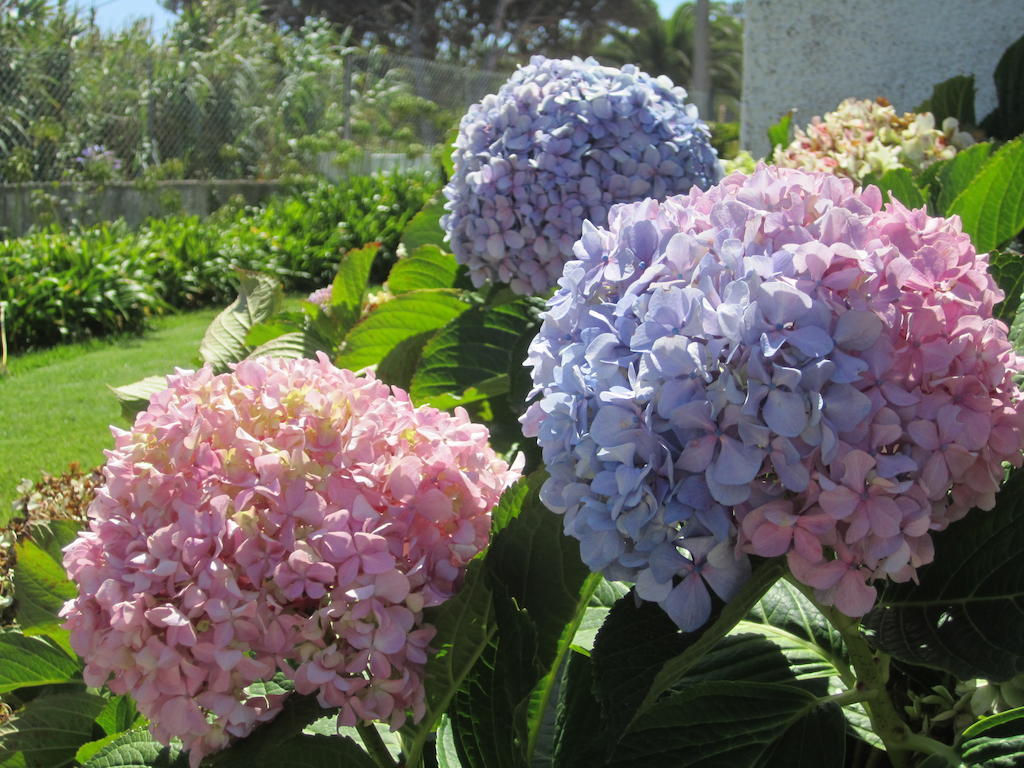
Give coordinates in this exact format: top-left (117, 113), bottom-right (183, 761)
top-left (0, 633), bottom-right (80, 693)
top-left (947, 136), bottom-right (1024, 253)
top-left (1, 691), bottom-right (106, 768)
top-left (14, 539), bottom-right (77, 643)
top-left (401, 556), bottom-right (494, 767)
top-left (862, 469), bottom-right (1024, 681)
top-left (246, 330), bottom-right (331, 362)
top-left (110, 376), bottom-right (169, 423)
top-left (981, 32), bottom-right (1024, 140)
top-left (960, 707), bottom-right (1024, 767)
top-left (336, 290), bottom-right (468, 371)
top-left (446, 471), bottom-right (595, 768)
top-left (400, 196), bottom-right (448, 254)
top-left (94, 696), bottom-right (140, 737)
top-left (865, 168), bottom-right (926, 209)
top-left (199, 271), bottom-right (284, 373)
top-left (329, 244), bottom-right (380, 334)
top-left (409, 299), bottom-right (540, 408)
top-left (607, 681), bottom-right (843, 768)
top-left (989, 250), bottom-right (1024, 326)
top-left (80, 728), bottom-right (186, 768)
top-left (387, 245), bottom-right (459, 294)
top-left (917, 74), bottom-right (977, 127)
top-left (935, 142), bottom-right (993, 215)
top-left (207, 695), bottom-right (326, 767)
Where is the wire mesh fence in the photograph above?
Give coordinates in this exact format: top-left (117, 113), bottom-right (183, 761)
top-left (0, 45), bottom-right (509, 184)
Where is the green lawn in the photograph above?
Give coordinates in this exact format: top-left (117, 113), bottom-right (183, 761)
top-left (0, 309), bottom-right (218, 523)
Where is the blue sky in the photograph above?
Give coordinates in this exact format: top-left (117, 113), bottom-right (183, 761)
top-left (87, 0), bottom-right (687, 38)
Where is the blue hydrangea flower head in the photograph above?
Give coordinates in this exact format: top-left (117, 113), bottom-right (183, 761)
top-left (521, 165), bottom-right (1024, 629)
top-left (442, 55), bottom-right (720, 295)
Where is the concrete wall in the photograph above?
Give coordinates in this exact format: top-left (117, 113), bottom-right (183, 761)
top-left (741, 0), bottom-right (1024, 158)
top-left (0, 180), bottom-right (286, 238)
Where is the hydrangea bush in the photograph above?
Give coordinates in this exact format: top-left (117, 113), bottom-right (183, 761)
top-left (522, 165), bottom-right (1023, 629)
top-left (60, 355), bottom-right (519, 765)
top-left (773, 97), bottom-right (973, 182)
top-left (442, 55), bottom-right (720, 295)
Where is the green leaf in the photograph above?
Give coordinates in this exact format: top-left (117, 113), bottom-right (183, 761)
top-left (445, 471), bottom-right (595, 767)
top-left (767, 110), bottom-right (795, 153)
top-left (917, 74), bottom-right (977, 126)
top-left (328, 243), bottom-right (380, 334)
top-left (387, 245), bottom-right (459, 294)
top-left (981, 32), bottom-right (1024, 140)
top-left (990, 250), bottom-right (1024, 327)
top-left (484, 473), bottom-right (597, 762)
top-left (947, 136), bottom-right (1024, 253)
top-left (199, 271), bottom-right (284, 373)
top-left (14, 539), bottom-right (77, 643)
top-left (865, 168), bottom-right (926, 208)
top-left (862, 469), bottom-right (1024, 681)
top-left (374, 331), bottom-right (435, 390)
top-left (246, 330), bottom-right (331, 362)
top-left (109, 376), bottom-right (168, 423)
top-left (436, 715), bottom-right (464, 768)
top-left (21, 521), bottom-right (82, 572)
top-left (336, 290), bottom-right (468, 371)
top-left (607, 681), bottom-right (843, 768)
top-left (248, 735), bottom-right (378, 768)
top-left (0, 633), bottom-right (79, 694)
top-left (402, 557), bottom-right (494, 768)
top-left (207, 696), bottom-right (323, 766)
top-left (409, 298), bottom-right (540, 408)
top-left (935, 142), bottom-right (993, 215)
top-left (1, 691), bottom-right (106, 768)
top-left (400, 196), bottom-right (448, 254)
top-left (75, 734), bottom-right (123, 766)
top-left (960, 706), bottom-right (1024, 767)
top-left (79, 727), bottom-right (186, 768)
top-left (94, 696), bottom-right (140, 737)
top-left (571, 579), bottom-right (630, 654)
top-left (489, 476), bottom-right (533, 536)
top-left (737, 581), bottom-right (879, 748)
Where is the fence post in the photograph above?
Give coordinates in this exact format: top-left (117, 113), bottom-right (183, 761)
top-left (342, 52), bottom-right (352, 141)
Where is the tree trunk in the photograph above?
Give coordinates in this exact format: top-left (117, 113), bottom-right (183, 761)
top-left (691, 0), bottom-right (712, 118)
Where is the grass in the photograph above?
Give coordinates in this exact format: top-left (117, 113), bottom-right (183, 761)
top-left (0, 309), bottom-right (218, 524)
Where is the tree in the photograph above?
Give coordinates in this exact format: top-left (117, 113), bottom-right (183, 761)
top-left (596, 0), bottom-right (743, 121)
top-left (160, 0), bottom-right (651, 69)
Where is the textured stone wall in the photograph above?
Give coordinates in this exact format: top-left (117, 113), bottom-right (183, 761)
top-left (741, 0), bottom-right (1024, 157)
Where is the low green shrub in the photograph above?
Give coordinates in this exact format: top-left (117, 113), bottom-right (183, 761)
top-left (0, 172), bottom-right (437, 353)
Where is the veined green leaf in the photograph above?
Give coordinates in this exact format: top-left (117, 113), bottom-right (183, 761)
top-left (328, 243), bottom-right (380, 334)
top-left (2, 691), bottom-right (105, 768)
top-left (79, 727), bottom-right (185, 768)
top-left (935, 142), bottom-right (992, 215)
top-left (608, 681), bottom-right (844, 768)
top-left (947, 136), bottom-right (1024, 253)
top-left (0, 633), bottom-right (79, 693)
top-left (767, 110), bottom-right (795, 153)
top-left (400, 196), bottom-right (448, 254)
top-left (865, 168), bottom-right (926, 209)
top-left (863, 468), bottom-right (1024, 681)
top-left (387, 245), bottom-right (458, 294)
top-left (110, 376), bottom-right (168, 423)
top-left (409, 298), bottom-right (540, 408)
top-left (199, 271), bottom-right (283, 373)
top-left (336, 290), bottom-right (468, 371)
top-left (14, 539), bottom-right (77, 645)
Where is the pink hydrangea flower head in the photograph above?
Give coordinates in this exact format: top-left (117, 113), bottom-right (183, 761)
top-left (61, 354), bottom-right (519, 765)
top-left (523, 164), bottom-right (1022, 628)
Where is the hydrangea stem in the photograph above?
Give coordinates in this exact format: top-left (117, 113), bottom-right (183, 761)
top-left (813, 601), bottom-right (911, 768)
top-left (356, 723), bottom-right (398, 768)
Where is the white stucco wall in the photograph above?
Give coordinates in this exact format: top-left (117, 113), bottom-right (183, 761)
top-left (741, 0), bottom-right (1024, 157)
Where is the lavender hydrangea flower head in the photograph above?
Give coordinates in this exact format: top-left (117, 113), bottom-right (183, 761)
top-left (442, 55), bottom-right (720, 295)
top-left (522, 165), bottom-right (1023, 631)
